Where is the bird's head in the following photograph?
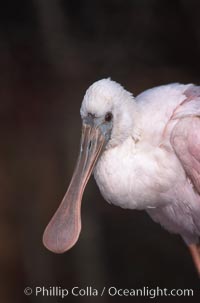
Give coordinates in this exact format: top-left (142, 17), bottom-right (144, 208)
top-left (81, 78), bottom-right (136, 148)
top-left (43, 78), bottom-right (137, 253)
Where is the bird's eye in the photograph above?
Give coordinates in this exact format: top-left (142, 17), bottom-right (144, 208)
top-left (105, 112), bottom-right (113, 122)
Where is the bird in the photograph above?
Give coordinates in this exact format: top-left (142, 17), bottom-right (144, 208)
top-left (43, 78), bottom-right (200, 275)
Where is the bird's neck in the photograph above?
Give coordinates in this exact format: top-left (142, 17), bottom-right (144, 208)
top-left (108, 97), bottom-right (140, 148)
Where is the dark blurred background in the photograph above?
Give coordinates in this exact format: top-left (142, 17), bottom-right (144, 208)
top-left (1, 0), bottom-right (200, 302)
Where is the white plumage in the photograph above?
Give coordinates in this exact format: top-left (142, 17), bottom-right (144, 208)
top-left (87, 81), bottom-right (199, 242)
top-left (43, 78), bottom-right (200, 275)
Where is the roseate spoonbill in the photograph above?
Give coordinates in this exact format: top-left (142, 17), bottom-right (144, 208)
top-left (43, 79), bottom-right (200, 275)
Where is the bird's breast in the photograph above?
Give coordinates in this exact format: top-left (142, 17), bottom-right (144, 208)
top-left (94, 137), bottom-right (184, 210)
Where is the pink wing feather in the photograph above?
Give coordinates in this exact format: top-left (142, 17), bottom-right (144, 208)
top-left (170, 86), bottom-right (200, 194)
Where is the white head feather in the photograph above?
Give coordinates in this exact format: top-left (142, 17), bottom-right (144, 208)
top-left (80, 78), bottom-right (139, 147)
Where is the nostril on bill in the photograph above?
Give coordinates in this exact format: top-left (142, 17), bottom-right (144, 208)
top-left (88, 140), bottom-right (92, 151)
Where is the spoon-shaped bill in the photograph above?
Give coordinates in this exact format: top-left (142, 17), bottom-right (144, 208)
top-left (43, 124), bottom-right (105, 253)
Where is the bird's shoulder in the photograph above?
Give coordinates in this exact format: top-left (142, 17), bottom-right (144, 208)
top-left (170, 116), bottom-right (200, 196)
top-left (135, 83), bottom-right (193, 107)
